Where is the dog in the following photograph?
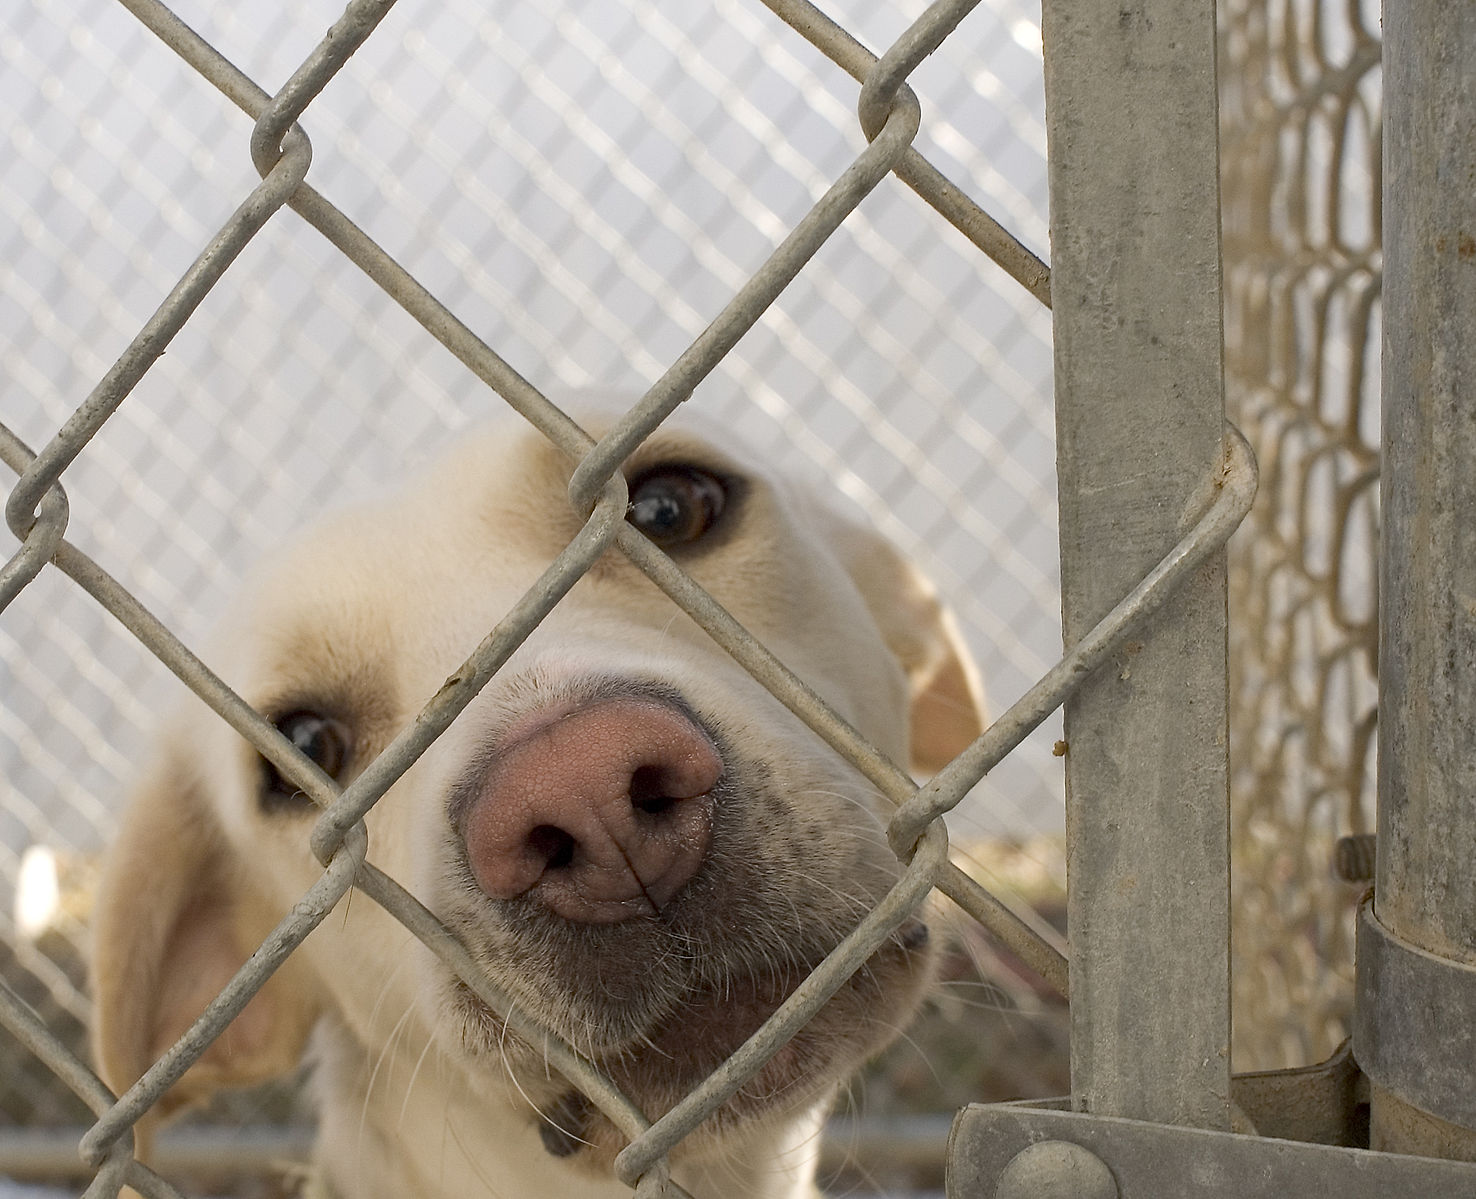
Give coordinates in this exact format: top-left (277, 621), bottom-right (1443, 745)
top-left (91, 412), bottom-right (985, 1199)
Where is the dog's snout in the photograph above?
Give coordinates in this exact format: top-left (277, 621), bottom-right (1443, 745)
top-left (461, 698), bottom-right (721, 923)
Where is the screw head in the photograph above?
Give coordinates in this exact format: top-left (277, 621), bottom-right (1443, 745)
top-left (995, 1139), bottom-right (1119, 1199)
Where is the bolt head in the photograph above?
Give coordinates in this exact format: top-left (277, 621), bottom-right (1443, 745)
top-left (995, 1139), bottom-right (1119, 1199)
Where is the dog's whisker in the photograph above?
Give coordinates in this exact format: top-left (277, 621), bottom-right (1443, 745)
top-left (442, 1106), bottom-right (510, 1197)
top-left (398, 1019), bottom-right (441, 1131)
top-left (364, 939), bottom-right (416, 1037)
top-left (359, 999), bottom-right (418, 1159)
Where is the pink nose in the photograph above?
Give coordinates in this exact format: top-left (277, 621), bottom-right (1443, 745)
top-left (461, 697), bottom-right (722, 923)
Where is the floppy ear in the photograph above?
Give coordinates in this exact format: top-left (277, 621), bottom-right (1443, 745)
top-left (821, 511), bottom-right (987, 774)
top-left (92, 741), bottom-right (319, 1122)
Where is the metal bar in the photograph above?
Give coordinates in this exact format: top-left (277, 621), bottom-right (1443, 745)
top-left (1229, 1040), bottom-right (1368, 1147)
top-left (1356, 898), bottom-right (1476, 1130)
top-left (1040, 0), bottom-right (1232, 1131)
top-left (0, 1127), bottom-right (312, 1182)
top-left (1363, 0), bottom-right (1476, 1158)
top-left (949, 1105), bottom-right (1476, 1198)
top-left (889, 424), bottom-right (1256, 853)
top-left (0, 1116), bottom-right (953, 1185)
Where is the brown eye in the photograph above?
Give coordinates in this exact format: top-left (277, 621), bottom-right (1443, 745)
top-left (261, 710), bottom-right (351, 811)
top-left (626, 466), bottom-right (728, 547)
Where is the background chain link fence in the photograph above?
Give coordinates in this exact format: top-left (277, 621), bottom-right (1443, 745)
top-left (0, 0), bottom-right (1383, 1189)
top-left (1218, 0), bottom-right (1382, 1072)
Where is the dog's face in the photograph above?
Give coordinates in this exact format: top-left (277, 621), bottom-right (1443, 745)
top-left (92, 416), bottom-right (984, 1190)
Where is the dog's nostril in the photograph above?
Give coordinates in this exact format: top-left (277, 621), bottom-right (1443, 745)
top-left (630, 765), bottom-right (678, 816)
top-left (527, 824), bottom-right (577, 871)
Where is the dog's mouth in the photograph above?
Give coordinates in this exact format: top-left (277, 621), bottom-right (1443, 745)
top-left (446, 917), bottom-right (932, 1165)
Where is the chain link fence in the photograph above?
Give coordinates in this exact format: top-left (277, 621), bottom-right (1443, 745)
top-left (1218, 0), bottom-right (1382, 1071)
top-left (0, 0), bottom-right (1386, 1191)
top-left (3, 0), bottom-right (1074, 1192)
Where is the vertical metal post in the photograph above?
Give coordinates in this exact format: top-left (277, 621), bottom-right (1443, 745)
top-left (1358, 0), bottom-right (1476, 1161)
top-left (1040, 0), bottom-right (1231, 1129)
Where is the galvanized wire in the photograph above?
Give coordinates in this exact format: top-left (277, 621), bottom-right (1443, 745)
top-left (773, 0), bottom-right (1051, 305)
top-left (0, 2), bottom-right (1066, 1035)
top-left (0, 0), bottom-right (1252, 1192)
top-left (3, 131), bottom-right (312, 541)
top-left (0, 0), bottom-right (1074, 1145)
top-left (1, 0), bottom-right (1069, 1189)
top-left (891, 424), bottom-right (1258, 858)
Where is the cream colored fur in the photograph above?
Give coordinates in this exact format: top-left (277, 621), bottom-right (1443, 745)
top-left (92, 414), bottom-right (984, 1199)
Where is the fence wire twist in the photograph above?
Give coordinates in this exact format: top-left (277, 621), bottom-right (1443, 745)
top-left (2, 0), bottom-right (1255, 1193)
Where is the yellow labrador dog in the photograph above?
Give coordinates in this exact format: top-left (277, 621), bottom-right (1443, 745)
top-left (92, 414), bottom-right (983, 1199)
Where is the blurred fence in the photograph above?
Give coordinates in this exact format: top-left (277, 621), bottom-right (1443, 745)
top-left (1218, 0), bottom-right (1382, 1071)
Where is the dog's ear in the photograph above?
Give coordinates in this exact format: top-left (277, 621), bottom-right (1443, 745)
top-left (92, 740), bottom-right (318, 1120)
top-left (820, 511), bottom-right (986, 774)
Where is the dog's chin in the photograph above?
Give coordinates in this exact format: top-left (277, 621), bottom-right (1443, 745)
top-left (439, 923), bottom-right (933, 1170)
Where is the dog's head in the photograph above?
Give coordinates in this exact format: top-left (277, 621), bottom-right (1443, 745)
top-left (92, 416), bottom-right (984, 1180)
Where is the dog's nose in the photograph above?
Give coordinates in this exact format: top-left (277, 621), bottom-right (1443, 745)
top-left (461, 698), bottom-right (721, 923)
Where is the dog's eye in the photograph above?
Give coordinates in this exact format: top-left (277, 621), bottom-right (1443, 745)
top-left (261, 710), bottom-right (351, 810)
top-left (626, 466), bottom-right (727, 547)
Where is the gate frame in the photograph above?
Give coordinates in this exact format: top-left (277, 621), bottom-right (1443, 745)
top-left (950, 0), bottom-right (1476, 1192)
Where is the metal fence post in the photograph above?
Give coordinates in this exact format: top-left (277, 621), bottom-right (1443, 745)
top-left (1040, 0), bottom-right (1231, 1130)
top-left (1356, 0), bottom-right (1476, 1161)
